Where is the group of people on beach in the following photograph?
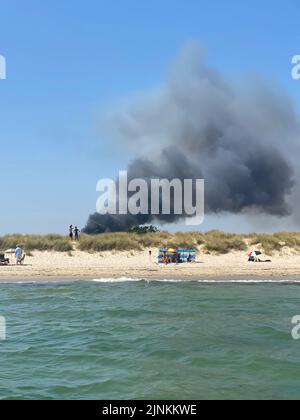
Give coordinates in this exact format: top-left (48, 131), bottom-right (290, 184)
top-left (161, 250), bottom-right (193, 265)
top-left (69, 225), bottom-right (80, 241)
top-left (162, 251), bottom-right (180, 264)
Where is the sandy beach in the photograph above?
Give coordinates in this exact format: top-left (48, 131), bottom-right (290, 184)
top-left (1, 248), bottom-right (300, 282)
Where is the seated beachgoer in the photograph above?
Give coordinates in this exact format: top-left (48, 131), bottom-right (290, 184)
top-left (172, 253), bottom-right (179, 263)
top-left (163, 252), bottom-right (169, 265)
top-left (248, 253), bottom-right (271, 263)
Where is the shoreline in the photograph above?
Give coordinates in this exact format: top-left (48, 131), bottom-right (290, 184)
top-left (1, 248), bottom-right (300, 283)
top-left (1, 276), bottom-right (300, 284)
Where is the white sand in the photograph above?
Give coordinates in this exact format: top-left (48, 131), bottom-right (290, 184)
top-left (1, 248), bottom-right (300, 281)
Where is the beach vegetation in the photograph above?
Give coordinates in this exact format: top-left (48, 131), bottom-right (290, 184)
top-left (0, 235), bottom-right (73, 253)
top-left (2, 231), bottom-right (300, 255)
top-left (248, 232), bottom-right (300, 255)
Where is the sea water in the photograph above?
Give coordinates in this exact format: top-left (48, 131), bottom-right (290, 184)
top-left (0, 279), bottom-right (300, 400)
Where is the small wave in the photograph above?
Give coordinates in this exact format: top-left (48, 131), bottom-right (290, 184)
top-left (0, 281), bottom-right (39, 285)
top-left (198, 279), bottom-right (300, 284)
top-left (2, 278), bottom-right (299, 286)
top-left (92, 278), bottom-right (187, 284)
top-left (92, 277), bottom-right (144, 283)
top-left (91, 277), bottom-right (300, 285)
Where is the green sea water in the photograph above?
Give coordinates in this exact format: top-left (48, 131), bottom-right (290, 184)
top-left (1, 279), bottom-right (300, 400)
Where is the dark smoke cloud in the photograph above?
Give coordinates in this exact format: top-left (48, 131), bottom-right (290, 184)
top-left (84, 44), bottom-right (299, 234)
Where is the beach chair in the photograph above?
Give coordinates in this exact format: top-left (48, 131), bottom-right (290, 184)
top-left (0, 253), bottom-right (10, 266)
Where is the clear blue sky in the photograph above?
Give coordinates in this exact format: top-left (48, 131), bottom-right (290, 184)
top-left (0, 0), bottom-right (299, 234)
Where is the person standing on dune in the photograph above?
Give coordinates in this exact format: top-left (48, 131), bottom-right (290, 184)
top-left (69, 225), bottom-right (73, 240)
top-left (74, 226), bottom-right (80, 241)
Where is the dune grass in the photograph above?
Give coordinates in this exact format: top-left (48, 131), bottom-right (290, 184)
top-left (77, 231), bottom-right (246, 254)
top-left (1, 231), bottom-right (300, 255)
top-left (78, 230), bottom-right (300, 255)
top-left (248, 232), bottom-right (300, 255)
top-left (78, 231), bottom-right (205, 253)
top-left (0, 234), bottom-right (73, 253)
top-left (205, 231), bottom-right (247, 254)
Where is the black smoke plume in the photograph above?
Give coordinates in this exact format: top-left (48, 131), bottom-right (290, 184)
top-left (84, 44), bottom-right (298, 234)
